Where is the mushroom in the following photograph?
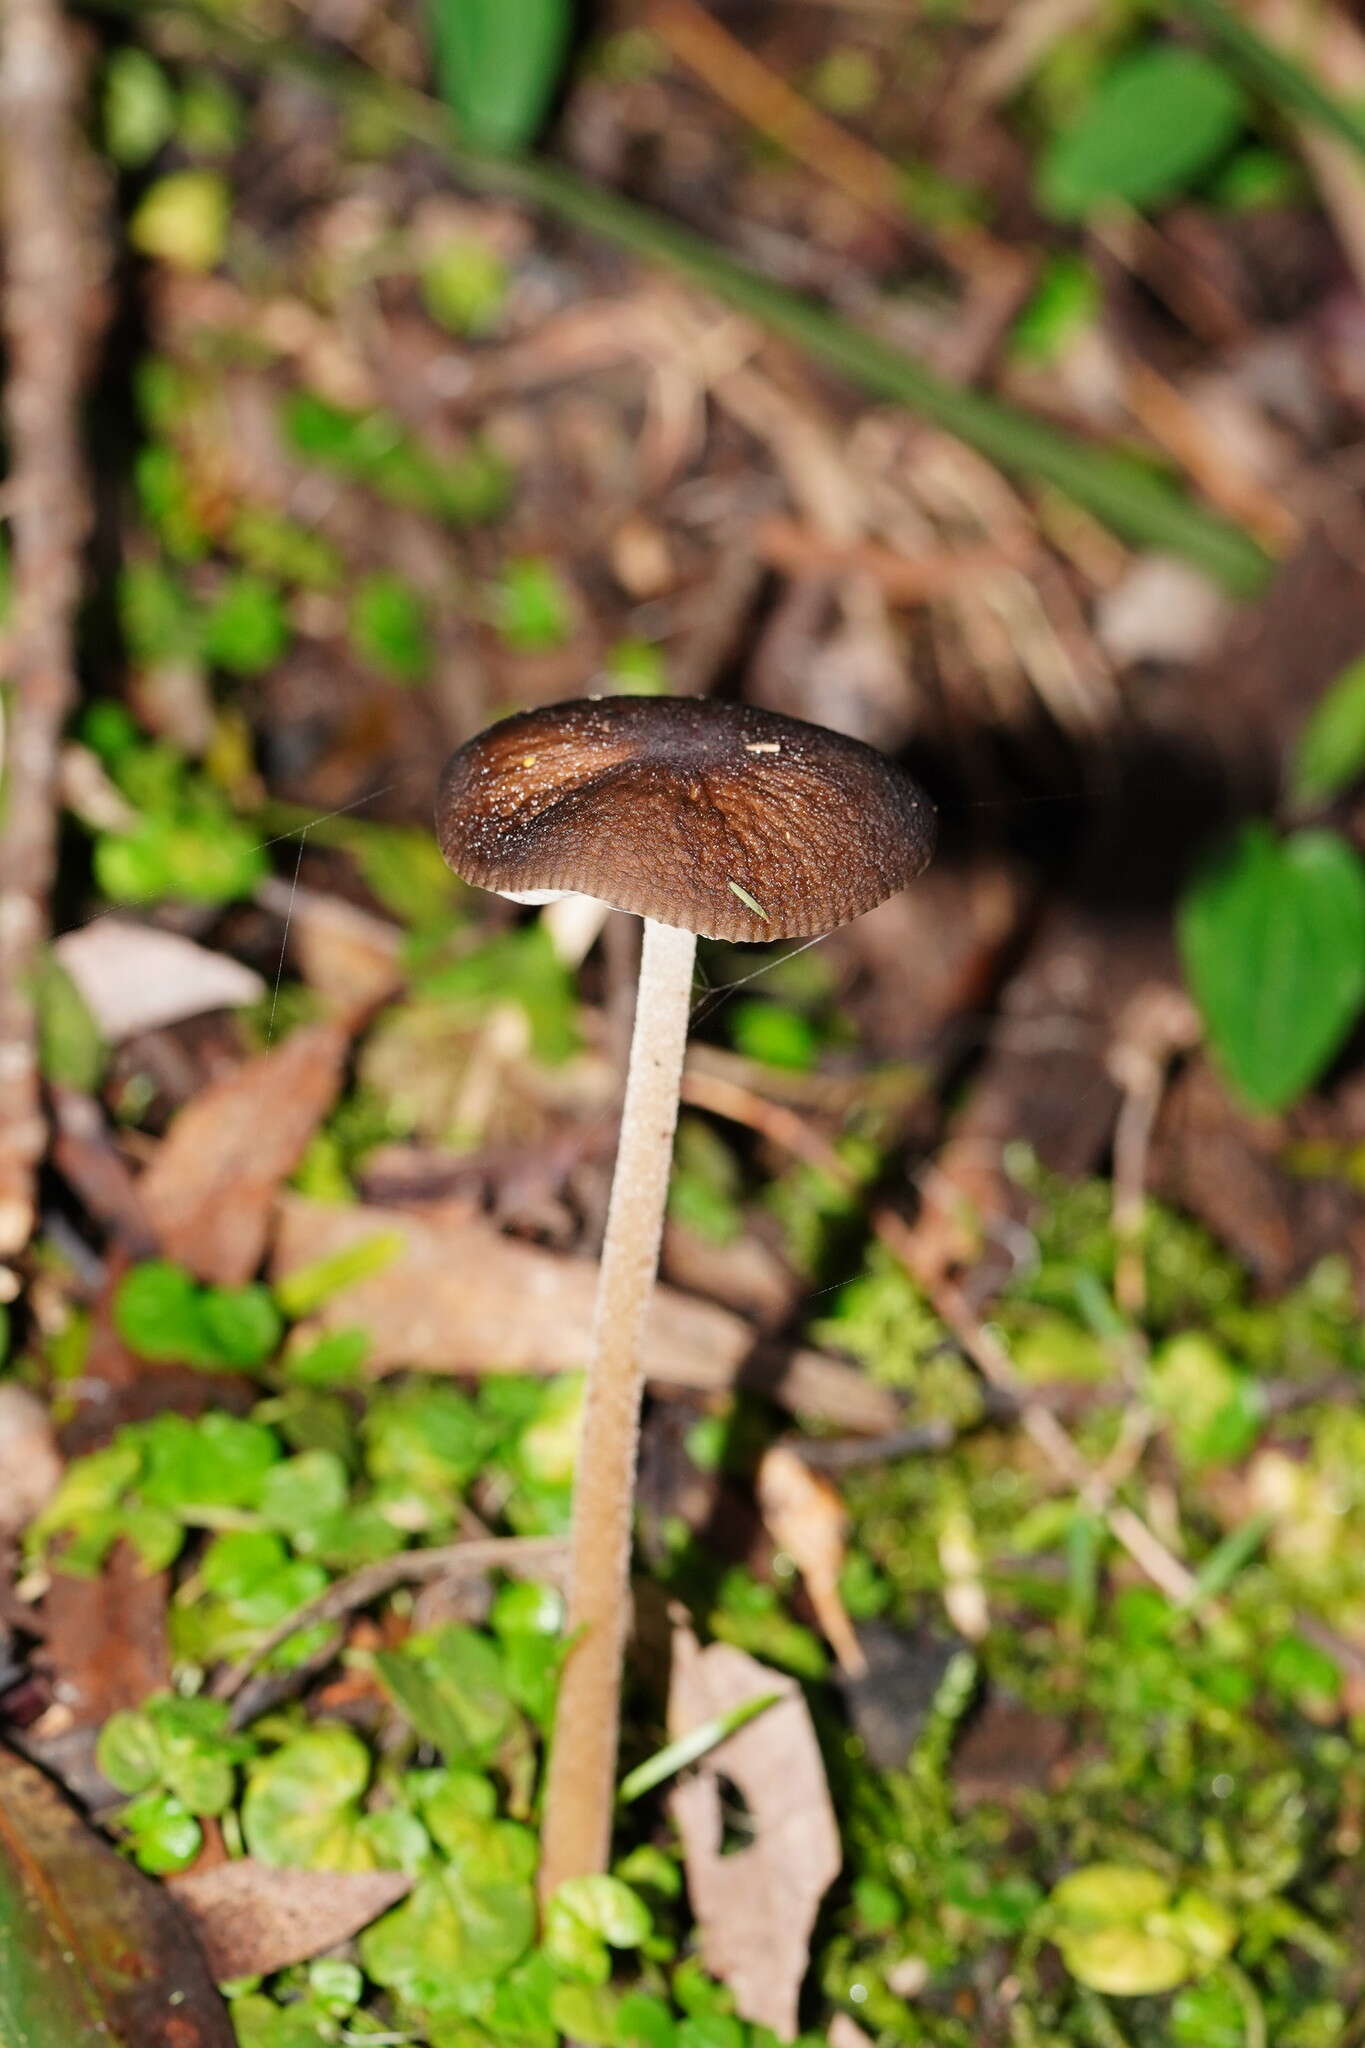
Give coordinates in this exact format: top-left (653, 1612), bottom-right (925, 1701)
top-left (435, 694), bottom-right (935, 1894)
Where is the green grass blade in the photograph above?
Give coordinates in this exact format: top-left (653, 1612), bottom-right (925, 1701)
top-left (617, 1691), bottom-right (783, 1805)
top-left (1171, 0), bottom-right (1365, 162)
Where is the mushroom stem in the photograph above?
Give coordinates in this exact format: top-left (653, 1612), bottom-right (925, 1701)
top-left (539, 914), bottom-right (698, 1898)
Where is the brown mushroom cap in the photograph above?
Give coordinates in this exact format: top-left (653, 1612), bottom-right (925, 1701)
top-left (436, 695), bottom-right (936, 943)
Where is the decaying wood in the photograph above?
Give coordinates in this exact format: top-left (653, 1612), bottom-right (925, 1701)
top-left (0, 0), bottom-right (94, 1255)
top-left (271, 1196), bottom-right (900, 1431)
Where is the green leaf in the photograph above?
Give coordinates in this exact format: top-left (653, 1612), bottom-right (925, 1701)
top-left (551, 1875), bottom-right (652, 1949)
top-left (493, 556), bottom-right (572, 651)
top-left (1048, 1863), bottom-right (1238, 1997)
top-left (1292, 654), bottom-right (1365, 805)
top-left (1147, 1334), bottom-right (1260, 1469)
top-left (241, 1726), bottom-right (373, 1869)
top-left (130, 168), bottom-right (231, 271)
top-left (139, 1410), bottom-right (282, 1515)
top-left (1178, 825), bottom-right (1365, 1110)
top-left (203, 571), bottom-right (290, 676)
top-left (114, 1262), bottom-right (282, 1371)
top-left (95, 810), bottom-right (267, 907)
top-left (104, 46), bottom-right (176, 166)
top-left (350, 571), bottom-right (432, 683)
top-left (95, 1709), bottom-right (163, 1796)
top-left (549, 1983), bottom-right (620, 2044)
top-left (118, 1789), bottom-right (204, 1875)
top-left (198, 1284), bottom-right (283, 1369)
top-left (728, 999), bottom-right (818, 1072)
top-left (421, 240), bottom-right (508, 335)
top-left (112, 1262), bottom-right (210, 1364)
top-left (1039, 47), bottom-right (1246, 218)
top-left (375, 1625), bottom-right (516, 1763)
top-left (427, 0), bottom-right (572, 154)
top-left (258, 1449), bottom-right (350, 1542)
top-left (360, 1819), bottom-right (536, 2008)
top-left (33, 954), bottom-right (105, 1092)
top-left (1009, 251), bottom-right (1101, 366)
top-left (363, 1382), bottom-right (500, 1496)
top-left (1057, 1924), bottom-right (1191, 1996)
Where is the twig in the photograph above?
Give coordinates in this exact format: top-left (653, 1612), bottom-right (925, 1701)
top-left (1251, 0), bottom-right (1365, 301)
top-left (648, 0), bottom-right (908, 226)
top-left (752, 518), bottom-right (1019, 601)
top-left (959, 0), bottom-right (1104, 107)
top-left (1122, 363), bottom-right (1300, 555)
top-left (212, 1533), bottom-right (568, 1707)
top-left (1106, 989), bottom-right (1200, 1321)
top-left (0, 0), bottom-right (92, 1256)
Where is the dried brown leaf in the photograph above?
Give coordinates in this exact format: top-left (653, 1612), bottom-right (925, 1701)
top-left (54, 922), bottom-right (265, 1042)
top-left (255, 879), bottom-right (403, 1010)
top-left (756, 1445), bottom-right (864, 1676)
top-left (669, 1629), bottom-right (840, 2039)
top-left (0, 1383), bottom-right (62, 1539)
top-left (272, 1197), bottom-right (898, 1431)
top-left (40, 1541), bottom-right (170, 1730)
top-left (140, 1020), bottom-right (351, 1284)
top-left (168, 1861), bottom-right (410, 1981)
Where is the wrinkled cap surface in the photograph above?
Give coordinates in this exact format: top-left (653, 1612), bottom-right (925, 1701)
top-left (436, 695), bottom-right (936, 942)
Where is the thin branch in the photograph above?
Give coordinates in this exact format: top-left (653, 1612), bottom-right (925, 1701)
top-left (0, 0), bottom-right (92, 1255)
top-left (212, 1533), bottom-right (568, 1709)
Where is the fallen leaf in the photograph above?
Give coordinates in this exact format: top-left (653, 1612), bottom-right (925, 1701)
top-left (272, 1197), bottom-right (898, 1431)
top-left (256, 878), bottom-right (403, 1009)
top-left (669, 1628), bottom-right (840, 2039)
top-left (40, 1541), bottom-right (171, 1730)
top-left (0, 1384), bottom-right (62, 1539)
top-left (0, 1741), bottom-right (233, 2046)
top-left (55, 921), bottom-right (265, 1041)
top-left (168, 1860), bottom-right (410, 1980)
top-left (756, 1445), bottom-right (864, 1676)
top-left (140, 1020), bottom-right (351, 1285)
top-left (828, 2017), bottom-right (878, 2048)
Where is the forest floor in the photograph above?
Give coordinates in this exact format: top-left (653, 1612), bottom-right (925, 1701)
top-left (4, 3), bottom-right (1365, 2045)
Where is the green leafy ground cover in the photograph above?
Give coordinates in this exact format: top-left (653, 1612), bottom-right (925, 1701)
top-left (17, 1147), bottom-right (1365, 2047)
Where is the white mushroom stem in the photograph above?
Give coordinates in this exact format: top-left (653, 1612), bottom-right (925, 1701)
top-left (539, 914), bottom-right (698, 1898)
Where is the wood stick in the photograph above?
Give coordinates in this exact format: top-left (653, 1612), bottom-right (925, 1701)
top-left (0, 0), bottom-right (92, 1254)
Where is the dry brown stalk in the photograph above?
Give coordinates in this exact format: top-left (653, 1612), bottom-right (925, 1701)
top-left (0, 0), bottom-right (94, 1255)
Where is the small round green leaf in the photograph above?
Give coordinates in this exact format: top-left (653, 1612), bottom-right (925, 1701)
top-left (96, 1710), bottom-right (163, 1796)
top-left (1058, 1925), bottom-right (1191, 1996)
top-left (1039, 48), bottom-right (1245, 219)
